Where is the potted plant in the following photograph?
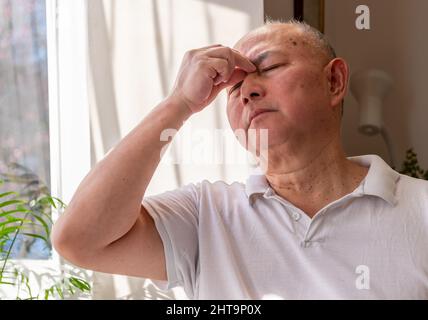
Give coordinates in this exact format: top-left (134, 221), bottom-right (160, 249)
top-left (398, 148), bottom-right (428, 180)
top-left (0, 163), bottom-right (91, 300)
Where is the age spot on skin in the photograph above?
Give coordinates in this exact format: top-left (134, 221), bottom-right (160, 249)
top-left (289, 38), bottom-right (298, 46)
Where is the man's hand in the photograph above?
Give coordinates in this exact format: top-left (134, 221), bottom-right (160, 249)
top-left (51, 45), bottom-right (256, 280)
top-left (169, 44), bottom-right (256, 114)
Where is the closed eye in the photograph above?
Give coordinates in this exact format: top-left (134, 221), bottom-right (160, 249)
top-left (260, 64), bottom-right (283, 73)
top-left (228, 64), bottom-right (285, 96)
top-left (228, 81), bottom-right (243, 95)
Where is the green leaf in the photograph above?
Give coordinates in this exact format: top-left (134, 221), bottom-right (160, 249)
top-left (44, 290), bottom-right (49, 300)
top-left (0, 270), bottom-right (18, 274)
top-left (68, 277), bottom-right (91, 291)
top-left (33, 210), bottom-right (53, 224)
top-left (28, 213), bottom-right (51, 237)
top-left (45, 286), bottom-right (57, 300)
top-left (68, 285), bottom-right (75, 295)
top-left (37, 196), bottom-right (67, 210)
top-left (51, 196), bottom-right (67, 209)
top-left (0, 191), bottom-right (17, 199)
top-left (37, 196), bottom-right (57, 209)
top-left (1, 216), bottom-right (31, 224)
top-left (0, 221), bottom-right (32, 232)
top-left (21, 233), bottom-right (49, 244)
top-left (0, 272), bottom-right (18, 279)
top-left (0, 226), bottom-right (23, 237)
top-left (0, 199), bottom-right (25, 209)
top-left (0, 208), bottom-right (31, 218)
top-left (55, 285), bottom-right (64, 299)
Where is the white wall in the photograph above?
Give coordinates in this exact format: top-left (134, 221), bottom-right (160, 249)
top-left (325, 0), bottom-right (428, 169)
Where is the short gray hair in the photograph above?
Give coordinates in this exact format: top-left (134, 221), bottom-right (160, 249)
top-left (264, 18), bottom-right (337, 62)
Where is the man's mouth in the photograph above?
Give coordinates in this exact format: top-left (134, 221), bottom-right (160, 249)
top-left (248, 108), bottom-right (276, 126)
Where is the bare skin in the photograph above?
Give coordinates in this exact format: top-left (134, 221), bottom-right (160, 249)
top-left (51, 23), bottom-right (368, 282)
top-left (51, 44), bottom-right (256, 280)
top-left (226, 24), bottom-right (368, 217)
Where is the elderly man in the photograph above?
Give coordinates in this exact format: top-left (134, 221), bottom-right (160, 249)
top-left (52, 21), bottom-right (428, 299)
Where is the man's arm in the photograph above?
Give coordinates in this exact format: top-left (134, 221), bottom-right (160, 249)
top-left (51, 45), bottom-right (255, 280)
top-left (51, 98), bottom-right (191, 279)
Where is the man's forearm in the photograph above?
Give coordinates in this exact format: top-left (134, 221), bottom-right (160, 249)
top-left (52, 97), bottom-right (191, 250)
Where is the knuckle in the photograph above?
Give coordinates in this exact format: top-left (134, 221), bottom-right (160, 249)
top-left (192, 52), bottom-right (206, 63)
top-left (195, 59), bottom-right (207, 68)
top-left (221, 60), bottom-right (230, 72)
top-left (225, 48), bottom-right (235, 65)
top-left (185, 49), bottom-right (197, 59)
top-left (214, 60), bottom-right (228, 75)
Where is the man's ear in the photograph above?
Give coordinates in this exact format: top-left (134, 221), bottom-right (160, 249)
top-left (324, 58), bottom-right (349, 108)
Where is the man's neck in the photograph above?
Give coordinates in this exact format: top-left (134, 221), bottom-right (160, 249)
top-left (263, 137), bottom-right (369, 219)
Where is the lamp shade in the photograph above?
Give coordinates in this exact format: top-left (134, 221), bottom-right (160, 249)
top-left (350, 69), bottom-right (393, 136)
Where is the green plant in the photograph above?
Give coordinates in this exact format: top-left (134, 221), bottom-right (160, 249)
top-left (0, 166), bottom-right (91, 300)
top-left (399, 148), bottom-right (428, 180)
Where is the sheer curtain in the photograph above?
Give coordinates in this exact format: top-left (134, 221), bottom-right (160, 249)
top-left (87, 0), bottom-right (263, 299)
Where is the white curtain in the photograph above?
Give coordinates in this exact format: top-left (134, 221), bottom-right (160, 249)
top-left (87, 0), bottom-right (263, 299)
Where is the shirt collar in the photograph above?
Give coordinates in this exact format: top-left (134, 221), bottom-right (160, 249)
top-left (348, 154), bottom-right (400, 205)
top-left (245, 174), bottom-right (270, 203)
top-left (245, 154), bottom-right (400, 206)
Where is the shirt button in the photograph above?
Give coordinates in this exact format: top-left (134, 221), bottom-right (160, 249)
top-left (292, 212), bottom-right (301, 221)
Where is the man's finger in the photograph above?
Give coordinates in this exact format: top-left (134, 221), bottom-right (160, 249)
top-left (224, 68), bottom-right (247, 87)
top-left (205, 57), bottom-right (232, 85)
top-left (231, 51), bottom-right (256, 73)
top-left (205, 47), bottom-right (256, 73)
top-left (212, 68), bottom-right (247, 95)
top-left (200, 43), bottom-right (223, 50)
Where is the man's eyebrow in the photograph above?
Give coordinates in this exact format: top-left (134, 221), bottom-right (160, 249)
top-left (227, 50), bottom-right (286, 95)
top-left (250, 50), bottom-right (285, 67)
top-left (251, 52), bottom-right (270, 66)
top-left (227, 80), bottom-right (243, 95)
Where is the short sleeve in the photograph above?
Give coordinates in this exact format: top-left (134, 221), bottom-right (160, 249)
top-left (142, 183), bottom-right (200, 299)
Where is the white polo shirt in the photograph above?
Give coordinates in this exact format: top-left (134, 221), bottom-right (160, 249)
top-left (143, 155), bottom-right (428, 299)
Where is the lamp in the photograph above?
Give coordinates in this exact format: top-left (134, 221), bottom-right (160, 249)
top-left (350, 69), bottom-right (396, 167)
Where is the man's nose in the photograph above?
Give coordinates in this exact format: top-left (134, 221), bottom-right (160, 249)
top-left (240, 77), bottom-right (265, 105)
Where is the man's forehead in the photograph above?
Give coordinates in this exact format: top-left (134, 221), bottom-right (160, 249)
top-left (234, 25), bottom-right (305, 58)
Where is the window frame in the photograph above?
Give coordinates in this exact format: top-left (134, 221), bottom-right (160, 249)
top-left (2, 0), bottom-right (91, 298)
top-left (46, 0), bottom-right (91, 269)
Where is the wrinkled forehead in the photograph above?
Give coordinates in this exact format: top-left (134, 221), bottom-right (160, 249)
top-left (234, 25), bottom-right (315, 62)
top-left (235, 26), bottom-right (300, 54)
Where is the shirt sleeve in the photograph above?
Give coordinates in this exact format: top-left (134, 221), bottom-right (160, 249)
top-left (142, 183), bottom-right (200, 299)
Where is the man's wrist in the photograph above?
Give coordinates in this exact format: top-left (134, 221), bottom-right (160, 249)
top-left (164, 93), bottom-right (194, 120)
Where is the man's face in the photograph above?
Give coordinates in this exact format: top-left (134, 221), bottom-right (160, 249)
top-left (226, 26), bottom-right (336, 153)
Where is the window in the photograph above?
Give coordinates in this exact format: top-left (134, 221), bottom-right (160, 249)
top-left (0, 0), bottom-right (51, 259)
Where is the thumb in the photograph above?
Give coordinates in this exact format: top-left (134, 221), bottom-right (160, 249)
top-left (210, 68), bottom-right (247, 97)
